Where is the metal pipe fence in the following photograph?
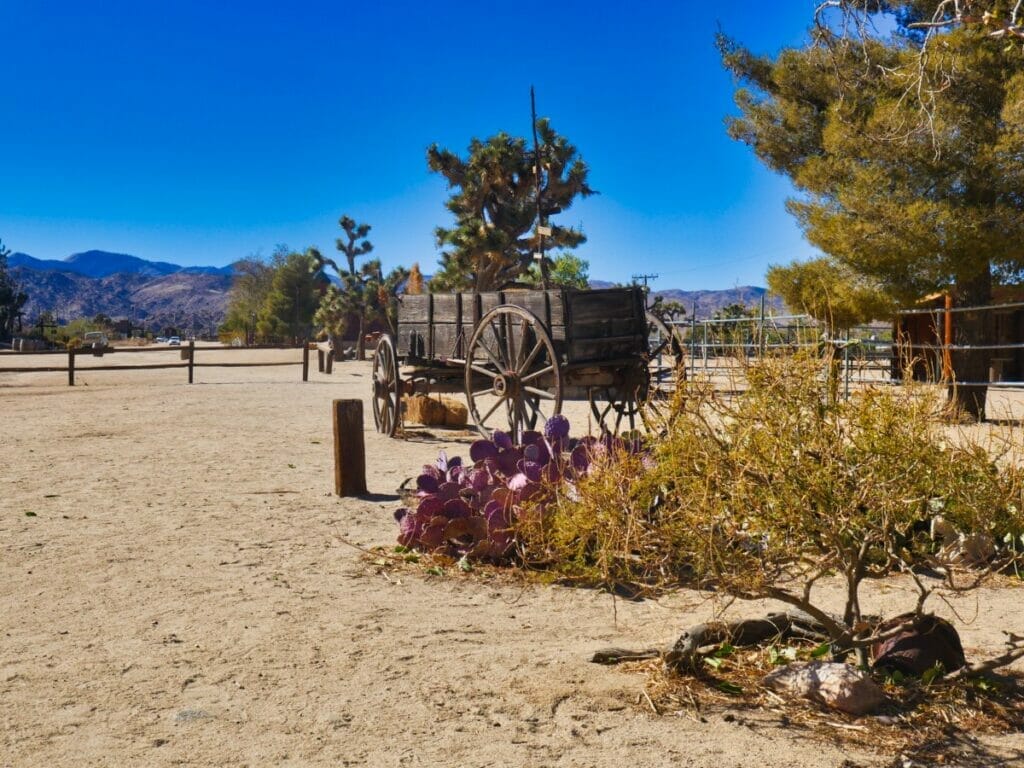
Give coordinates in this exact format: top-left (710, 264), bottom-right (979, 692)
top-left (647, 296), bottom-right (1024, 398)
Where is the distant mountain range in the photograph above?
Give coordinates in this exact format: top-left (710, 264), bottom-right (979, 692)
top-left (11, 251), bottom-right (236, 332)
top-left (10, 250), bottom-right (783, 333)
top-left (9, 250), bottom-right (235, 279)
top-left (589, 281), bottom-right (785, 318)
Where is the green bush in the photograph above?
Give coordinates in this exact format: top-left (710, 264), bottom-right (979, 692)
top-left (519, 352), bottom-right (1024, 655)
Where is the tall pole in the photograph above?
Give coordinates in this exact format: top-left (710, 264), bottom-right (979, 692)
top-left (531, 86), bottom-right (550, 289)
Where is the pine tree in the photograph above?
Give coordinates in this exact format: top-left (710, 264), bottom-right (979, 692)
top-left (720, 13), bottom-right (1024, 418)
top-left (259, 249), bottom-right (328, 344)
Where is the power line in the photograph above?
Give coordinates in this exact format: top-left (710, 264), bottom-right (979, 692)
top-left (631, 273), bottom-right (658, 289)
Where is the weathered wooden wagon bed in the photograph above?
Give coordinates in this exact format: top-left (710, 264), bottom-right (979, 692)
top-left (371, 287), bottom-right (682, 438)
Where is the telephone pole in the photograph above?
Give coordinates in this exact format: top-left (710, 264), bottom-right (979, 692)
top-left (631, 273), bottom-right (658, 290)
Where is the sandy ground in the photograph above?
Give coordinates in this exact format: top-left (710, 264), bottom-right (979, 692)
top-left (2, 347), bottom-right (1023, 767)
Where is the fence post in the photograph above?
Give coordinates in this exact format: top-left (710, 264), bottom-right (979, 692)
top-left (843, 329), bottom-right (851, 400)
top-left (187, 341), bottom-right (195, 384)
top-left (333, 399), bottom-right (367, 496)
top-left (302, 343), bottom-right (310, 382)
top-left (703, 321), bottom-right (708, 370)
top-left (759, 293), bottom-right (766, 358)
top-left (68, 348), bottom-right (75, 386)
top-left (690, 306), bottom-right (697, 381)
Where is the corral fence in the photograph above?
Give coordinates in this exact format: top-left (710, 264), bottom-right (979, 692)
top-left (653, 295), bottom-right (1024, 398)
top-left (0, 342), bottom-right (318, 385)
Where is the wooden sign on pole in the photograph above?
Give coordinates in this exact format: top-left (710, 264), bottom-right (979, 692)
top-left (333, 399), bottom-right (367, 496)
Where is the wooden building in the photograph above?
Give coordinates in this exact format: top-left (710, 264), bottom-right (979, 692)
top-left (894, 287), bottom-right (1024, 384)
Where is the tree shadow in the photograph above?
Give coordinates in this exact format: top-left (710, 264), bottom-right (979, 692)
top-left (892, 730), bottom-right (1024, 768)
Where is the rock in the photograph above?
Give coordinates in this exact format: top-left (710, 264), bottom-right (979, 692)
top-left (870, 614), bottom-right (965, 676)
top-left (931, 515), bottom-right (995, 565)
top-left (762, 662), bottom-right (886, 715)
top-left (174, 708), bottom-right (210, 723)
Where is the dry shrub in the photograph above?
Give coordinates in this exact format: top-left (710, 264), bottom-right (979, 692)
top-left (519, 352), bottom-right (1024, 654)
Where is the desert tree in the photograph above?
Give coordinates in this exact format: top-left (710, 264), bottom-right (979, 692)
top-left (720, 14), bottom-right (1024, 418)
top-left (526, 252), bottom-right (590, 289)
top-left (405, 262), bottom-right (425, 295)
top-left (767, 257), bottom-right (895, 336)
top-left (427, 120), bottom-right (594, 291)
top-left (259, 248), bottom-right (329, 344)
top-left (221, 252), bottom-right (277, 343)
top-left (0, 239), bottom-right (28, 339)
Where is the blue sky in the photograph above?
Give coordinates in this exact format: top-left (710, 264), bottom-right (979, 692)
top-left (1, 1), bottom-right (824, 289)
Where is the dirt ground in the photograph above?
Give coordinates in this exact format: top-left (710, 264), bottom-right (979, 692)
top-left (2, 347), bottom-right (1023, 767)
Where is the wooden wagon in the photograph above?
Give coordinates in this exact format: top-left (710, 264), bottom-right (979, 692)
top-left (371, 287), bottom-right (683, 438)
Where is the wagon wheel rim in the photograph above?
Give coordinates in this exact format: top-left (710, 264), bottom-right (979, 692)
top-left (588, 364), bottom-right (648, 435)
top-left (643, 310), bottom-right (686, 430)
top-left (646, 310), bottom-right (685, 392)
top-left (371, 335), bottom-right (400, 437)
top-left (465, 305), bottom-right (562, 441)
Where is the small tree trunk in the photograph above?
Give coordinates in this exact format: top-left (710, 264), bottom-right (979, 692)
top-left (948, 269), bottom-right (992, 421)
top-left (356, 316), bottom-right (366, 361)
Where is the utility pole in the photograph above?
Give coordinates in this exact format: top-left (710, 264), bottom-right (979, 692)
top-left (531, 86), bottom-right (550, 289)
top-left (631, 273), bottom-right (658, 291)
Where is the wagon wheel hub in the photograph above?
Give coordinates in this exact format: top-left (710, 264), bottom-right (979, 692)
top-left (492, 371), bottom-right (520, 399)
top-left (464, 305), bottom-right (563, 440)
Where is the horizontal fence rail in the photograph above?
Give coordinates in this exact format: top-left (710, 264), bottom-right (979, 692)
top-left (652, 296), bottom-right (1024, 397)
top-left (0, 342), bottom-right (314, 385)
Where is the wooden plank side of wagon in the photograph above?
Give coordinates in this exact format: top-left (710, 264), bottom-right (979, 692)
top-left (431, 293), bottom-right (462, 360)
top-left (564, 287), bottom-right (646, 364)
top-left (396, 294), bottom-right (431, 359)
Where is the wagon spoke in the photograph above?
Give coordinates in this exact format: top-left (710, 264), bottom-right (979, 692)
top-left (513, 318), bottom-right (529, 371)
top-left (517, 340), bottom-right (544, 377)
top-left (523, 386), bottom-right (555, 400)
top-left (523, 393), bottom-right (544, 425)
top-left (489, 322), bottom-right (509, 369)
top-left (512, 397), bottom-right (525, 438)
top-left (477, 332), bottom-right (505, 370)
top-left (479, 396), bottom-right (505, 425)
top-left (521, 364), bottom-right (554, 385)
top-left (505, 317), bottom-right (515, 369)
top-left (469, 363), bottom-right (499, 379)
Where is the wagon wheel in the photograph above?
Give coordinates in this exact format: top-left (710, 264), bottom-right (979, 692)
top-left (588, 362), bottom-right (650, 435)
top-left (465, 305), bottom-right (562, 440)
top-left (646, 310), bottom-right (686, 394)
top-left (371, 335), bottom-right (401, 437)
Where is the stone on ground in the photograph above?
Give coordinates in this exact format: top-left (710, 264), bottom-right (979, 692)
top-left (762, 661), bottom-right (886, 715)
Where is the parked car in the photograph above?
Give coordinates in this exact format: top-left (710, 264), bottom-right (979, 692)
top-left (82, 331), bottom-right (109, 347)
top-left (168, 336), bottom-right (181, 346)
top-left (155, 336), bottom-right (167, 344)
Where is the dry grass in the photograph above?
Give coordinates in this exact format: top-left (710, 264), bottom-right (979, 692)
top-left (636, 642), bottom-right (1024, 765)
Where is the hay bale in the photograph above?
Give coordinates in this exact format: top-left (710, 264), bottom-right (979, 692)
top-left (440, 397), bottom-right (468, 428)
top-left (405, 395), bottom-right (468, 428)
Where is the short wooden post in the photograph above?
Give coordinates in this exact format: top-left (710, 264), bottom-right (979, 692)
top-left (317, 348), bottom-right (325, 373)
top-left (326, 349), bottom-right (333, 374)
top-left (187, 341), bottom-right (195, 384)
top-left (333, 399), bottom-right (367, 496)
top-left (68, 349), bottom-right (75, 386)
top-left (302, 343), bottom-right (310, 382)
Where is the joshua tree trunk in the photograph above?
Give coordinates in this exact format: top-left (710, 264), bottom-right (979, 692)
top-left (356, 316), bottom-right (366, 361)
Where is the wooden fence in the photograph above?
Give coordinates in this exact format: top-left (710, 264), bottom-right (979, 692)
top-left (0, 342), bottom-right (314, 385)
